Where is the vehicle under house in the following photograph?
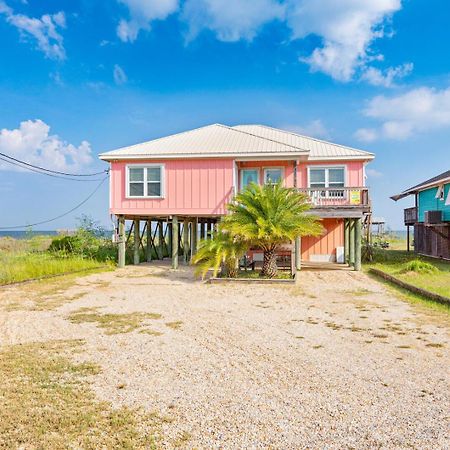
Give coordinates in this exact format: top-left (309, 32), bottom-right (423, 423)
top-left (392, 170), bottom-right (450, 260)
top-left (99, 124), bottom-right (375, 271)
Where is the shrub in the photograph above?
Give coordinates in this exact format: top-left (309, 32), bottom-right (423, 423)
top-left (402, 259), bottom-right (439, 274)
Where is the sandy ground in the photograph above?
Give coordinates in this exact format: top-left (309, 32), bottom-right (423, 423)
top-left (0, 263), bottom-right (449, 449)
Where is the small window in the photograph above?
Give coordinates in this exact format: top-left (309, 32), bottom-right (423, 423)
top-left (264, 168), bottom-right (283, 185)
top-left (241, 169), bottom-right (259, 189)
top-left (309, 167), bottom-right (345, 188)
top-left (127, 165), bottom-right (164, 198)
top-left (436, 184), bottom-right (444, 200)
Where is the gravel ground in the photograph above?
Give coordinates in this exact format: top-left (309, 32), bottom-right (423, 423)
top-left (1, 263), bottom-right (449, 449)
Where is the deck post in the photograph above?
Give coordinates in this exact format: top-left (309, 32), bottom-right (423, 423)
top-left (167, 221), bottom-right (172, 256)
top-left (146, 219), bottom-right (152, 262)
top-left (349, 219), bottom-right (355, 267)
top-left (183, 219), bottom-right (190, 264)
top-left (295, 236), bottom-right (301, 271)
top-left (200, 219), bottom-right (205, 240)
top-left (354, 218), bottom-right (362, 271)
top-left (133, 219), bottom-right (140, 265)
top-left (406, 225), bottom-right (410, 252)
top-left (171, 217), bottom-right (178, 269)
top-left (118, 216), bottom-right (126, 268)
top-left (344, 219), bottom-right (350, 264)
top-left (158, 220), bottom-right (164, 259)
top-left (191, 218), bottom-right (198, 259)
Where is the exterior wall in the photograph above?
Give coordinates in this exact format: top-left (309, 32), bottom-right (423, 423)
top-left (417, 184), bottom-right (450, 222)
top-left (237, 160), bottom-right (295, 189)
top-left (297, 161), bottom-right (365, 188)
top-left (414, 223), bottom-right (450, 260)
top-left (301, 219), bottom-right (344, 262)
top-left (109, 159), bottom-right (234, 216)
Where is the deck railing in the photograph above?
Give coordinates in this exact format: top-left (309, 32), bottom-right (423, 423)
top-left (404, 207), bottom-right (418, 225)
top-left (297, 187), bottom-right (370, 207)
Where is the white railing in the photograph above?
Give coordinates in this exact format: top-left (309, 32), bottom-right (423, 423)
top-left (297, 187), bottom-right (370, 207)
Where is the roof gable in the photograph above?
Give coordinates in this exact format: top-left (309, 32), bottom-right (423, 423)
top-left (391, 169), bottom-right (450, 201)
top-left (99, 123), bottom-right (374, 161)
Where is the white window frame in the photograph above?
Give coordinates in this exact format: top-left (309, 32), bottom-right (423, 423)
top-left (307, 165), bottom-right (347, 189)
top-left (263, 167), bottom-right (284, 185)
top-left (240, 168), bottom-right (260, 190)
top-left (126, 163), bottom-right (165, 199)
top-left (436, 184), bottom-right (445, 200)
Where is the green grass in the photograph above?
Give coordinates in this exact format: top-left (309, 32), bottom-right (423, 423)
top-left (0, 252), bottom-right (109, 285)
top-left (232, 269), bottom-right (293, 280)
top-left (365, 249), bottom-right (450, 298)
top-left (0, 340), bottom-right (161, 449)
top-left (68, 308), bottom-right (162, 335)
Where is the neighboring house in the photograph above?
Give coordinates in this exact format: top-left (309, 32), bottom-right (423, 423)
top-left (391, 170), bottom-right (450, 260)
top-left (99, 124), bottom-right (375, 270)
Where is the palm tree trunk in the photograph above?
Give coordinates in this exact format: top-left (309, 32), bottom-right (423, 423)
top-left (261, 248), bottom-right (277, 278)
top-left (224, 258), bottom-right (238, 278)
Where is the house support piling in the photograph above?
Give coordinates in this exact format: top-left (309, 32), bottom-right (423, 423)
top-left (146, 219), bottom-right (152, 262)
top-left (118, 215), bottom-right (125, 268)
top-left (183, 219), bottom-right (190, 264)
top-left (354, 218), bottom-right (362, 271)
top-left (349, 219), bottom-right (355, 267)
top-left (172, 216), bottom-right (179, 269)
top-left (133, 219), bottom-right (140, 265)
top-left (344, 219), bottom-right (350, 264)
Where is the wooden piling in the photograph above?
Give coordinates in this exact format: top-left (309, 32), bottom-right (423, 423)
top-left (118, 216), bottom-right (125, 268)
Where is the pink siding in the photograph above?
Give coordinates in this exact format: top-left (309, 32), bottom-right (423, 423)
top-left (301, 219), bottom-right (344, 261)
top-left (110, 159), bottom-right (234, 216)
top-left (297, 161), bottom-right (364, 188)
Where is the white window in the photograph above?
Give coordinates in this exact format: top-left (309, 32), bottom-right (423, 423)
top-left (436, 184), bottom-right (445, 200)
top-left (309, 167), bottom-right (345, 188)
top-left (264, 168), bottom-right (283, 185)
top-left (127, 165), bottom-right (164, 198)
top-left (241, 169), bottom-right (259, 189)
top-left (309, 167), bottom-right (345, 198)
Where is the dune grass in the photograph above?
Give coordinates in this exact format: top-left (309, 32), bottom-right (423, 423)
top-left (0, 340), bottom-right (161, 449)
top-left (0, 252), bottom-right (108, 285)
top-left (365, 249), bottom-right (450, 299)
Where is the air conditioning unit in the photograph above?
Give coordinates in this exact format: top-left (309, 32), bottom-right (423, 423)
top-left (425, 210), bottom-right (442, 224)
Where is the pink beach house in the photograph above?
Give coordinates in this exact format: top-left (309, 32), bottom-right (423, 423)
top-left (99, 124), bottom-right (374, 270)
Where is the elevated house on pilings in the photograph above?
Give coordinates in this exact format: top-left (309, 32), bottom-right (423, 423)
top-left (391, 170), bottom-right (450, 259)
top-left (99, 124), bottom-right (375, 271)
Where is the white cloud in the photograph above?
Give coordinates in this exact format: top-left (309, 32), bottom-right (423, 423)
top-left (361, 63), bottom-right (413, 87)
top-left (356, 86), bottom-right (450, 140)
top-left (285, 0), bottom-right (404, 82)
top-left (0, 1), bottom-right (66, 59)
top-left (281, 119), bottom-right (330, 139)
top-left (113, 64), bottom-right (127, 85)
top-left (0, 120), bottom-right (93, 173)
top-left (354, 127), bottom-right (378, 143)
top-left (117, 0), bottom-right (178, 42)
top-left (366, 168), bottom-right (383, 178)
top-left (182, 0), bottom-right (285, 42)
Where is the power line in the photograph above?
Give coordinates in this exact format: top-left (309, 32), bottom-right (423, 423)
top-left (0, 175), bottom-right (109, 230)
top-left (0, 156), bottom-right (107, 182)
top-left (0, 151), bottom-right (108, 177)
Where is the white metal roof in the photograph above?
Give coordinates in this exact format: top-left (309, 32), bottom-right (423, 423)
top-left (99, 123), bottom-right (374, 161)
top-left (233, 124), bottom-right (374, 160)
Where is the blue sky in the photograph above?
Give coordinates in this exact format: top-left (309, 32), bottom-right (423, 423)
top-left (0, 0), bottom-right (449, 230)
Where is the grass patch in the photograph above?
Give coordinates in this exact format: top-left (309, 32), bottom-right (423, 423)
top-left (231, 270), bottom-right (293, 280)
top-left (0, 340), bottom-right (160, 449)
top-left (165, 321), bottom-right (183, 330)
top-left (139, 329), bottom-right (163, 336)
top-left (365, 249), bottom-right (450, 298)
top-left (68, 308), bottom-right (162, 335)
top-left (0, 252), bottom-right (110, 285)
top-left (345, 288), bottom-right (375, 296)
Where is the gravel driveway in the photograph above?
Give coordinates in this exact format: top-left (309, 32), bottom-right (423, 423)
top-left (1, 263), bottom-right (449, 449)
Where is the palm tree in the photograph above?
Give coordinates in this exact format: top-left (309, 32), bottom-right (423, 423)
top-left (222, 182), bottom-right (323, 278)
top-left (192, 229), bottom-right (248, 279)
